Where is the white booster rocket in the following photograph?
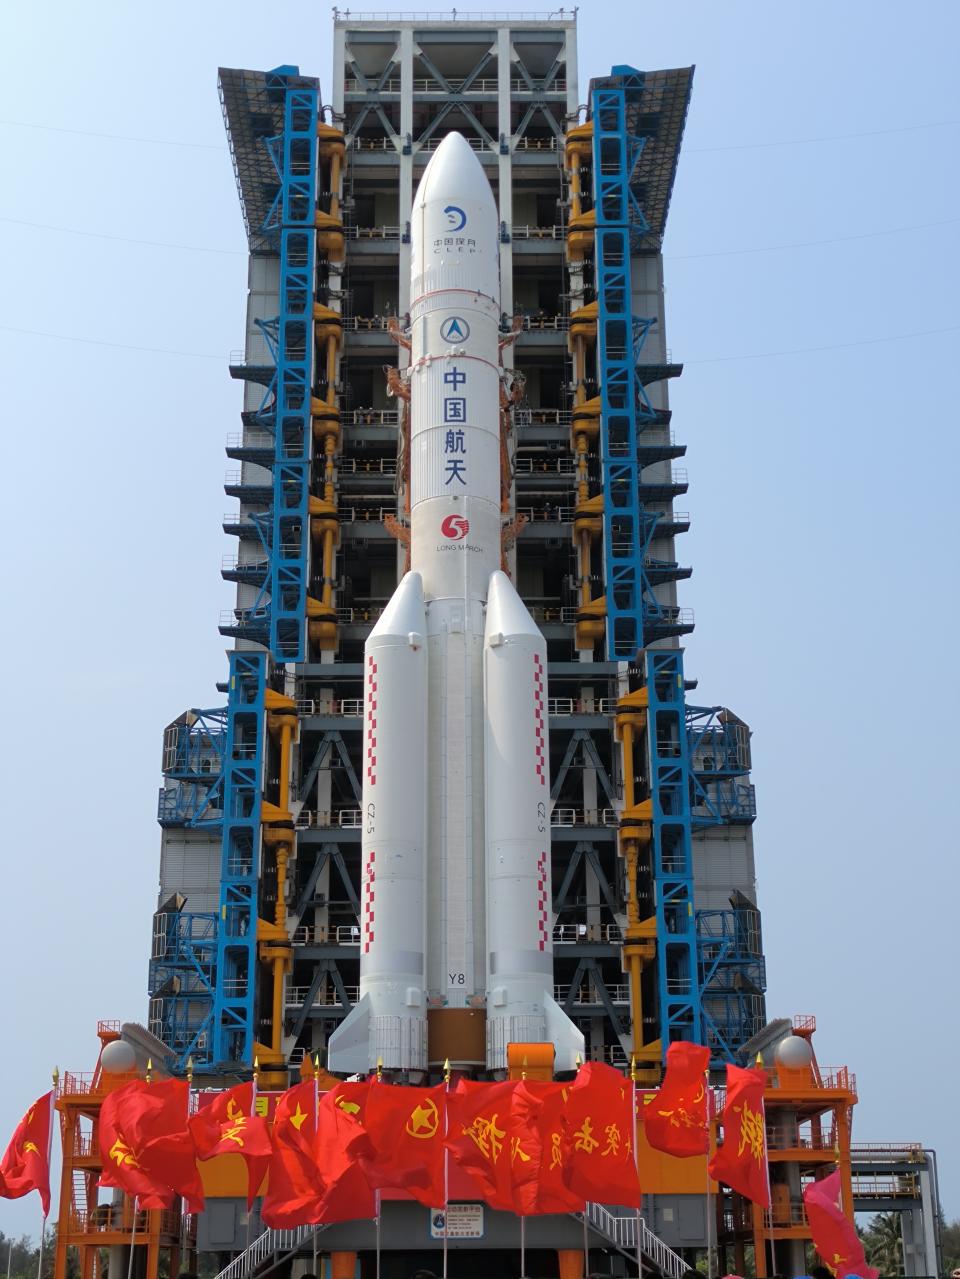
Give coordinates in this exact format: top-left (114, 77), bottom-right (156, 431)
top-left (327, 133), bottom-right (584, 1075)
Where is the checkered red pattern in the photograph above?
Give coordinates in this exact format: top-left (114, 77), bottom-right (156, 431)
top-left (536, 851), bottom-right (549, 952)
top-left (362, 850), bottom-right (376, 954)
top-left (533, 653), bottom-right (545, 786)
top-left (366, 655), bottom-right (378, 785)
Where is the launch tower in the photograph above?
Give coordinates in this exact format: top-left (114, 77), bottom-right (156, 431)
top-left (149, 7), bottom-right (767, 1244)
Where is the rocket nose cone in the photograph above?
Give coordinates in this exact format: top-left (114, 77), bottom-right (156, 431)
top-left (413, 130), bottom-right (494, 215)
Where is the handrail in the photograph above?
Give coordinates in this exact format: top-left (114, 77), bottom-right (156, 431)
top-left (213, 1224), bottom-right (327, 1279)
top-left (583, 1204), bottom-right (688, 1279)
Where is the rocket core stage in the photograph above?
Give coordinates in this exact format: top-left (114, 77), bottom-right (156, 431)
top-left (327, 133), bottom-right (584, 1076)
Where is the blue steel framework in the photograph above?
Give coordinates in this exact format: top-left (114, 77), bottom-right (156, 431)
top-left (687, 705), bottom-right (765, 1061)
top-left (644, 650), bottom-right (702, 1045)
top-left (212, 650), bottom-right (268, 1067)
top-left (264, 81), bottom-right (319, 664)
top-left (209, 70), bottom-right (320, 1070)
top-left (592, 68), bottom-right (703, 1056)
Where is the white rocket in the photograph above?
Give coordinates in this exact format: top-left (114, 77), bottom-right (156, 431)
top-left (327, 133), bottom-right (584, 1075)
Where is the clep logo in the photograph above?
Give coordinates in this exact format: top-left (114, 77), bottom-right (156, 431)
top-left (444, 205), bottom-right (467, 231)
top-left (440, 316), bottom-right (470, 343)
top-left (441, 514), bottom-right (470, 541)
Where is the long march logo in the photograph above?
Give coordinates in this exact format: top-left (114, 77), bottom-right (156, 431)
top-left (441, 514), bottom-right (469, 541)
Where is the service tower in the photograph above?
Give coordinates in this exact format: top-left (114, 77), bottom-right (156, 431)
top-left (149, 8), bottom-right (766, 1261)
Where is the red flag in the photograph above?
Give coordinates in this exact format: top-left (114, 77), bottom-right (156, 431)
top-left (562, 1062), bottom-right (641, 1208)
top-left (804, 1171), bottom-right (879, 1279)
top-left (315, 1086), bottom-right (375, 1222)
top-left (509, 1081), bottom-right (583, 1215)
top-left (99, 1079), bottom-right (204, 1212)
top-left (188, 1083), bottom-right (272, 1207)
top-left (644, 1042), bottom-right (710, 1157)
top-left (359, 1083), bottom-right (447, 1208)
top-left (261, 1081), bottom-right (326, 1228)
top-left (0, 1092), bottom-right (52, 1216)
top-left (707, 1064), bottom-right (769, 1208)
top-left (445, 1080), bottom-right (517, 1208)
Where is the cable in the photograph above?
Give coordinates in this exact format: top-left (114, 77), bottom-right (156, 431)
top-left (0, 324), bottom-right (224, 360)
top-left (666, 216), bottom-right (960, 260)
top-left (2, 115), bottom-right (956, 155)
top-left (1, 322), bottom-right (956, 366)
top-left (0, 215), bottom-right (245, 256)
top-left (0, 118), bottom-right (223, 150)
top-left (683, 324), bottom-right (960, 365)
top-left (686, 119), bottom-right (958, 153)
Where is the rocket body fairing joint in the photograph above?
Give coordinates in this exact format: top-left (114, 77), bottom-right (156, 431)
top-left (327, 132), bottom-right (584, 1075)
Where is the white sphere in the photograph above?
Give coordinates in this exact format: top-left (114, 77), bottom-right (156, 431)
top-left (101, 1040), bottom-right (137, 1074)
top-left (775, 1035), bottom-right (814, 1069)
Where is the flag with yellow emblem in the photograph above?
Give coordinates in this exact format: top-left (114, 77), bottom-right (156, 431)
top-left (562, 1061), bottom-right (641, 1208)
top-left (314, 1085), bottom-right (375, 1223)
top-left (707, 1063), bottom-right (769, 1207)
top-left (261, 1080), bottom-right (327, 1227)
top-left (360, 1083), bottom-right (447, 1208)
top-left (0, 1091), bottom-right (53, 1216)
top-left (643, 1041), bottom-right (710, 1157)
top-left (98, 1079), bottom-right (204, 1212)
top-left (804, 1170), bottom-right (878, 1279)
top-left (189, 1082), bottom-right (272, 1207)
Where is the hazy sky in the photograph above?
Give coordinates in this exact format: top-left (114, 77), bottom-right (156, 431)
top-left (1, 0), bottom-right (957, 1242)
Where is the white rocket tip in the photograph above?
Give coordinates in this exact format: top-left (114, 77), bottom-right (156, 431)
top-left (369, 571), bottom-right (426, 641)
top-left (484, 570), bottom-right (543, 642)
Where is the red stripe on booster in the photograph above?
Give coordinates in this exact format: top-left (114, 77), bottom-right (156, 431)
top-left (533, 653), bottom-right (545, 785)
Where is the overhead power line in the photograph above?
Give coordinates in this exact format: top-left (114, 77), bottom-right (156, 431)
top-left (0, 215), bottom-right (244, 255)
top-left (1, 322), bottom-right (956, 367)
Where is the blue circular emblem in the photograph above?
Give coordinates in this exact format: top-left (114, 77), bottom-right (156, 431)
top-left (440, 316), bottom-right (470, 343)
top-left (444, 205), bottom-right (467, 231)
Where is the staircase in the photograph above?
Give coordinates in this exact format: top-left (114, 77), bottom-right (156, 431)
top-left (213, 1206), bottom-right (686, 1279)
top-left (582, 1202), bottom-right (688, 1278)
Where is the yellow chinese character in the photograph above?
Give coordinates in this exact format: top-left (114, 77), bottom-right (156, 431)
top-left (464, 1113), bottom-right (505, 1164)
top-left (511, 1136), bottom-right (532, 1164)
top-left (222, 1118), bottom-right (247, 1147)
top-left (573, 1116), bottom-right (600, 1154)
top-left (734, 1100), bottom-right (765, 1163)
top-left (602, 1123), bottom-right (621, 1157)
top-left (254, 1096), bottom-right (268, 1117)
top-left (549, 1132), bottom-right (563, 1170)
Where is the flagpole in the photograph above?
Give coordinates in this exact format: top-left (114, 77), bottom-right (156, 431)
top-left (758, 1056), bottom-right (774, 1279)
top-left (37, 1073), bottom-right (57, 1279)
top-left (630, 1058), bottom-right (643, 1279)
top-left (704, 1067), bottom-right (713, 1279)
top-left (126, 1195), bottom-right (139, 1279)
top-left (442, 1059), bottom-right (450, 1279)
top-left (248, 1059), bottom-right (259, 1279)
top-left (573, 1055), bottom-right (589, 1278)
top-left (35, 1216), bottom-right (45, 1279)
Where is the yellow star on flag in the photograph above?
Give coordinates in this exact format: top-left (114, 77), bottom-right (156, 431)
top-left (289, 1103), bottom-right (308, 1131)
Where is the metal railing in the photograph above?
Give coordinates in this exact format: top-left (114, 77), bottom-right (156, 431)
top-left (344, 77), bottom-right (568, 95)
top-left (345, 225), bottom-right (401, 240)
top-left (548, 697), bottom-right (616, 715)
top-left (345, 408), bottom-right (399, 426)
top-left (511, 224), bottom-right (565, 240)
top-left (213, 1224), bottom-right (327, 1279)
top-left (583, 1204), bottom-right (687, 1279)
top-left (551, 807), bottom-right (618, 827)
top-left (339, 457), bottom-right (398, 475)
top-left (553, 923), bottom-right (623, 943)
top-left (295, 808), bottom-right (363, 829)
top-left (555, 983), bottom-right (629, 1004)
top-left (515, 408), bottom-right (572, 426)
top-left (286, 983), bottom-right (360, 1006)
top-left (297, 697), bottom-right (364, 717)
top-left (226, 430), bottom-right (274, 450)
top-left (291, 924), bottom-right (361, 946)
top-left (517, 504), bottom-right (574, 522)
top-left (515, 456), bottom-right (576, 474)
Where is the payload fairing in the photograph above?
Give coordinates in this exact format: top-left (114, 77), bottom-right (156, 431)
top-left (327, 133), bottom-right (584, 1075)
